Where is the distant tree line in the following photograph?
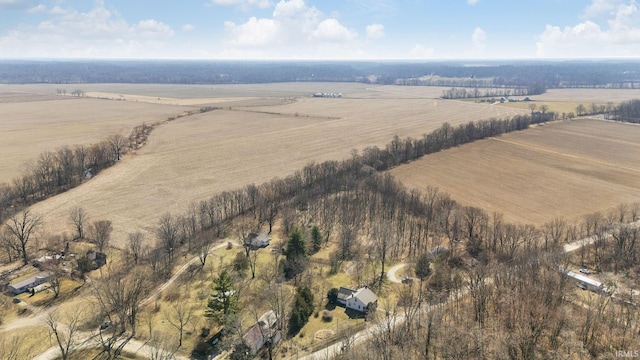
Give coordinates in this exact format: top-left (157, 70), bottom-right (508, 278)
top-left (0, 125), bottom-right (152, 224)
top-left (2, 60), bottom-right (640, 90)
top-left (440, 87), bottom-right (532, 99)
top-left (605, 99), bottom-right (640, 123)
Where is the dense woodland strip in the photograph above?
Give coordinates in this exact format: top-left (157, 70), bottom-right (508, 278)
top-left (605, 98), bottom-right (640, 123)
top-left (2, 60), bottom-right (640, 90)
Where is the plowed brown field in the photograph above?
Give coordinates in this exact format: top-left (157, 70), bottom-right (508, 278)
top-left (390, 119), bottom-right (640, 225)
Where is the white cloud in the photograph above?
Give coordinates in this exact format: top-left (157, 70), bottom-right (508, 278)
top-left (410, 43), bottom-right (435, 58)
top-left (27, 3), bottom-right (45, 13)
top-left (311, 19), bottom-right (357, 42)
top-left (222, 0), bottom-right (367, 57)
top-left (366, 24), bottom-right (384, 39)
top-left (472, 27), bottom-right (486, 49)
top-left (224, 17), bottom-right (279, 46)
top-left (0, 1), bottom-right (175, 58)
top-left (467, 0), bottom-right (479, 5)
top-left (536, 0), bottom-right (640, 57)
top-left (210, 0), bottom-right (272, 9)
top-left (135, 20), bottom-right (175, 39)
top-left (582, 0), bottom-right (625, 18)
top-left (182, 24), bottom-right (195, 32)
top-left (49, 5), bottom-right (68, 15)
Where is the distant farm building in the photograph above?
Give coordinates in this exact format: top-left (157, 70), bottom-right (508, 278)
top-left (312, 92), bottom-right (343, 98)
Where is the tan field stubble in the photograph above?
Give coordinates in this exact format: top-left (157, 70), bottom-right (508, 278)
top-left (390, 119), bottom-right (640, 225)
top-left (0, 96), bottom-right (197, 183)
top-left (26, 95), bottom-right (526, 248)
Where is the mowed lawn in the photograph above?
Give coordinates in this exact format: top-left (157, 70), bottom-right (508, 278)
top-left (27, 93), bottom-right (526, 248)
top-left (390, 119), bottom-right (640, 225)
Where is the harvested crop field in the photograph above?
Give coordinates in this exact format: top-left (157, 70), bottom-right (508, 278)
top-left (25, 88), bottom-right (526, 248)
top-left (0, 94), bottom-right (196, 183)
top-left (390, 119), bottom-right (640, 225)
top-left (535, 89), bottom-right (640, 103)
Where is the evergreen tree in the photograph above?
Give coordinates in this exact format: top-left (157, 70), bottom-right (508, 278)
top-left (206, 270), bottom-right (238, 325)
top-left (311, 226), bottom-right (322, 253)
top-left (288, 286), bottom-right (314, 335)
top-left (283, 229), bottom-right (308, 280)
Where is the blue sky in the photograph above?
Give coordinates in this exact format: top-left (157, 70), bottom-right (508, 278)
top-left (0, 0), bottom-right (639, 59)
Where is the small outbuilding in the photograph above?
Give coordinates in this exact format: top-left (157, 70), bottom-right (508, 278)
top-left (87, 250), bottom-right (107, 269)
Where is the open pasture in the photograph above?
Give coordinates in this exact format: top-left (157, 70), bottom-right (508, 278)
top-left (0, 95), bottom-right (196, 183)
top-left (390, 119), bottom-right (640, 225)
top-left (27, 92), bottom-right (526, 248)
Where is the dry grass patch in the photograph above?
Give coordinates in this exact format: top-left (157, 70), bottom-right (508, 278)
top-left (0, 326), bottom-right (49, 358)
top-left (390, 119), bottom-right (640, 225)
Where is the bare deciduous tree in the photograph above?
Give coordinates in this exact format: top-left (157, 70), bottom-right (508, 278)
top-left (43, 308), bottom-right (83, 360)
top-left (164, 300), bottom-right (195, 348)
top-left (69, 206), bottom-right (89, 240)
top-left (146, 331), bottom-right (178, 360)
top-left (93, 268), bottom-right (148, 338)
top-left (43, 264), bottom-right (66, 299)
top-left (196, 232), bottom-right (213, 269)
top-left (157, 213), bottom-right (178, 266)
top-left (89, 220), bottom-right (113, 253)
top-left (0, 227), bottom-right (20, 263)
top-left (109, 134), bottom-right (128, 161)
top-left (5, 210), bottom-right (42, 265)
top-left (128, 231), bottom-right (144, 265)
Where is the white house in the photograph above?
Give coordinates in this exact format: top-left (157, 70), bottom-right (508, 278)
top-left (337, 287), bottom-right (355, 306)
top-left (245, 233), bottom-right (271, 249)
top-left (8, 271), bottom-right (52, 295)
top-left (345, 287), bottom-right (378, 313)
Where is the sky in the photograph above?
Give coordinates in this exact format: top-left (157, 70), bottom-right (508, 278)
top-left (0, 0), bottom-right (639, 60)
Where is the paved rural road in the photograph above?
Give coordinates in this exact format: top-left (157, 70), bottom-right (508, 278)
top-left (386, 263), bottom-right (410, 283)
top-left (31, 240), bottom-right (239, 360)
top-left (33, 334), bottom-right (190, 360)
top-left (301, 220), bottom-right (640, 360)
top-left (563, 219), bottom-right (640, 253)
